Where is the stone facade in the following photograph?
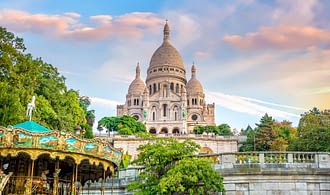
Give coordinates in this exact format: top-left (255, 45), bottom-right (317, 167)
top-left (117, 22), bottom-right (215, 134)
top-left (101, 134), bottom-right (240, 160)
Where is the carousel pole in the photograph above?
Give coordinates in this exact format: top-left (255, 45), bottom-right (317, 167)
top-left (100, 170), bottom-right (105, 195)
top-left (25, 159), bottom-right (34, 195)
top-left (75, 164), bottom-right (78, 194)
top-left (53, 158), bottom-right (60, 195)
top-left (71, 164), bottom-right (76, 195)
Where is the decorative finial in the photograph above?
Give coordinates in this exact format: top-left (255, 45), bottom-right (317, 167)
top-left (191, 63), bottom-right (196, 78)
top-left (26, 96), bottom-right (36, 121)
top-left (163, 20), bottom-right (170, 42)
top-left (136, 62), bottom-right (140, 78)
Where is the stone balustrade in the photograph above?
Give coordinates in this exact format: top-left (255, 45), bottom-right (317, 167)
top-left (208, 151), bottom-right (330, 169)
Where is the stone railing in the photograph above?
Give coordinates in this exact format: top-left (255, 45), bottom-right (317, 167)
top-left (205, 151), bottom-right (330, 169)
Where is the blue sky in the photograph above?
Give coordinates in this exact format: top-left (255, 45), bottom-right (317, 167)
top-left (1, 0), bottom-right (329, 131)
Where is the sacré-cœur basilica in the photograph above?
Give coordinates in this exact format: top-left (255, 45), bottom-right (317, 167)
top-left (117, 21), bottom-right (215, 134)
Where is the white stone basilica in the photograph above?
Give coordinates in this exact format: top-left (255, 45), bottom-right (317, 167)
top-left (117, 22), bottom-right (215, 134)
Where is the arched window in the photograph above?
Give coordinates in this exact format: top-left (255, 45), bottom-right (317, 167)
top-left (160, 127), bottom-right (168, 134)
top-left (149, 128), bottom-right (156, 134)
top-left (170, 82), bottom-right (174, 91)
top-left (153, 83), bottom-right (157, 93)
top-left (176, 83), bottom-right (179, 93)
top-left (152, 112), bottom-right (156, 121)
top-left (149, 85), bottom-right (152, 94)
top-left (163, 104), bottom-right (167, 117)
top-left (172, 128), bottom-right (180, 134)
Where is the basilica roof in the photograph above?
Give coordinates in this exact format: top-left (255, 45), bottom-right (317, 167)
top-left (148, 22), bottom-right (185, 71)
top-left (186, 64), bottom-right (204, 94)
top-left (128, 63), bottom-right (147, 95)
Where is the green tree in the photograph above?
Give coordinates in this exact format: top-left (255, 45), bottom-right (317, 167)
top-left (239, 125), bottom-right (255, 151)
top-left (98, 115), bottom-right (146, 135)
top-left (289, 108), bottom-right (330, 152)
top-left (128, 138), bottom-right (225, 195)
top-left (159, 158), bottom-right (225, 194)
top-left (0, 26), bottom-right (88, 132)
top-left (254, 113), bottom-right (276, 151)
top-left (79, 96), bottom-right (95, 138)
top-left (218, 123), bottom-right (233, 136)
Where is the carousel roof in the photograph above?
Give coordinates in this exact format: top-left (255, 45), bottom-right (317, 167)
top-left (0, 120), bottom-right (123, 172)
top-left (13, 120), bottom-right (51, 133)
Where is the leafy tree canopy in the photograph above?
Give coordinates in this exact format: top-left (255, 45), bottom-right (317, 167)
top-left (128, 138), bottom-right (225, 195)
top-left (98, 115), bottom-right (146, 135)
top-left (0, 26), bottom-right (92, 135)
top-left (289, 108), bottom-right (330, 152)
top-left (240, 115), bottom-right (296, 152)
top-left (193, 124), bottom-right (233, 136)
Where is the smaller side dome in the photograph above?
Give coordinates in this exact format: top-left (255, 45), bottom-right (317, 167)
top-left (128, 63), bottom-right (147, 95)
top-left (186, 63), bottom-right (204, 94)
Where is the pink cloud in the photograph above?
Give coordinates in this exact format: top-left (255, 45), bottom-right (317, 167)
top-left (0, 9), bottom-right (163, 42)
top-left (223, 25), bottom-right (330, 50)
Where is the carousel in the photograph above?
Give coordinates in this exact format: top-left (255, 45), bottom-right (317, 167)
top-left (0, 98), bottom-right (122, 195)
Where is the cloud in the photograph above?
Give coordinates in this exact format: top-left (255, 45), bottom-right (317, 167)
top-left (223, 25), bottom-right (330, 50)
top-left (90, 97), bottom-right (121, 109)
top-left (239, 96), bottom-right (308, 111)
top-left (206, 90), bottom-right (303, 119)
top-left (0, 9), bottom-right (163, 42)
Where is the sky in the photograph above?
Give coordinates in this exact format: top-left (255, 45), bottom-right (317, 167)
top-left (0, 0), bottom-right (329, 131)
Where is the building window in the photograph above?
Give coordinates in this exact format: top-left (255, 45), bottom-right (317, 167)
top-left (175, 112), bottom-right (177, 120)
top-left (170, 82), bottom-right (174, 91)
top-left (176, 84), bottom-right (179, 93)
top-left (152, 112), bottom-right (156, 121)
top-left (192, 98), bottom-right (197, 105)
top-left (153, 83), bottom-right (156, 93)
top-left (149, 128), bottom-right (156, 134)
top-left (149, 85), bottom-right (152, 94)
top-left (163, 104), bottom-right (167, 117)
top-left (191, 114), bottom-right (198, 121)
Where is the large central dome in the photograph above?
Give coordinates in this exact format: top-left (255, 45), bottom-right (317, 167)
top-left (146, 22), bottom-right (186, 83)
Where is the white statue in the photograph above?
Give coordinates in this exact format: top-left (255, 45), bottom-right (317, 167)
top-left (26, 96), bottom-right (36, 121)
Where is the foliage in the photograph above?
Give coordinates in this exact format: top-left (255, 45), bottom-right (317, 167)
top-left (98, 115), bottom-right (146, 135)
top-left (193, 123), bottom-right (233, 136)
top-left (127, 138), bottom-right (225, 194)
top-left (120, 151), bottom-right (131, 169)
top-left (79, 96), bottom-right (95, 138)
top-left (254, 113), bottom-right (276, 151)
top-left (218, 123), bottom-right (233, 136)
top-left (158, 158), bottom-right (225, 195)
top-left (0, 26), bottom-right (90, 132)
top-left (240, 117), bottom-right (296, 152)
top-left (239, 125), bottom-right (255, 152)
top-left (288, 108), bottom-right (330, 152)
